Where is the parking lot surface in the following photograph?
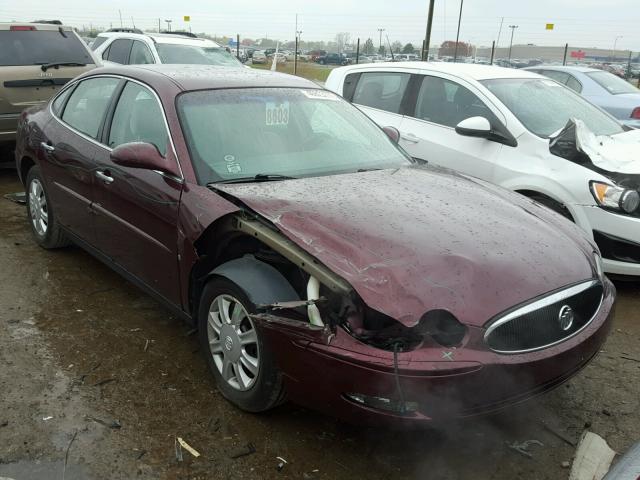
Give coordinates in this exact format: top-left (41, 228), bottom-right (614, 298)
top-left (1, 169), bottom-right (639, 480)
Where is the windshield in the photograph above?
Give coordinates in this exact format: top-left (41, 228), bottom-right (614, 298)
top-left (482, 78), bottom-right (623, 138)
top-left (0, 30), bottom-right (93, 66)
top-left (156, 44), bottom-right (241, 66)
top-left (177, 88), bottom-right (410, 184)
top-left (586, 70), bottom-right (639, 95)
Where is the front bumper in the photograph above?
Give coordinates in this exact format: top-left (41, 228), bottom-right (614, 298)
top-left (263, 277), bottom-right (615, 426)
top-left (580, 206), bottom-right (640, 276)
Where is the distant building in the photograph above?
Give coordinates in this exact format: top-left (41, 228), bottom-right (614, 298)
top-left (475, 44), bottom-right (638, 63)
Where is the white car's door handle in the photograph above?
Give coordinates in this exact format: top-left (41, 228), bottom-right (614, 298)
top-left (40, 142), bottom-right (55, 152)
top-left (95, 170), bottom-right (114, 184)
top-left (401, 133), bottom-right (420, 143)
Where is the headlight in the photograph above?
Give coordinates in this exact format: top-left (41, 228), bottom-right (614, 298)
top-left (590, 181), bottom-right (640, 214)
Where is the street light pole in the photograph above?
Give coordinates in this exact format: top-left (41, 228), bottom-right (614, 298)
top-left (453, 0), bottom-right (464, 63)
top-left (378, 28), bottom-right (385, 51)
top-left (164, 19), bottom-right (172, 32)
top-left (507, 25), bottom-right (518, 62)
top-left (422, 0), bottom-right (435, 61)
top-left (612, 35), bottom-right (623, 62)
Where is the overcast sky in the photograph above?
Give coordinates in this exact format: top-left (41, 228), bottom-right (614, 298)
top-left (3, 0), bottom-right (638, 50)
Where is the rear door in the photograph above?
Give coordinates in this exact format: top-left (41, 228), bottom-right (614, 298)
top-left (92, 80), bottom-right (183, 304)
top-left (40, 76), bottom-right (121, 243)
top-left (346, 70), bottom-right (412, 132)
top-left (0, 25), bottom-right (96, 140)
top-left (397, 73), bottom-right (504, 179)
top-left (101, 38), bottom-right (133, 65)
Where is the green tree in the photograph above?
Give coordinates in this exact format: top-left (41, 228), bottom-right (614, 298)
top-left (402, 43), bottom-right (415, 54)
top-left (391, 41), bottom-right (402, 53)
top-left (363, 38), bottom-right (375, 55)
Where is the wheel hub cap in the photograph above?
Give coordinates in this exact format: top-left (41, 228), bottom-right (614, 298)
top-left (28, 179), bottom-right (48, 236)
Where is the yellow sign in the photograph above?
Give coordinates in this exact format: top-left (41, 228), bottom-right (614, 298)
top-left (546, 23), bottom-right (554, 30)
top-left (183, 15), bottom-right (190, 22)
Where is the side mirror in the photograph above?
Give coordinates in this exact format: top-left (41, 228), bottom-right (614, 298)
top-left (455, 116), bottom-right (492, 139)
top-left (110, 142), bottom-right (180, 178)
top-left (382, 126), bottom-right (400, 144)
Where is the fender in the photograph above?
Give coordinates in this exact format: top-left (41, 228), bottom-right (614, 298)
top-left (210, 255), bottom-right (300, 306)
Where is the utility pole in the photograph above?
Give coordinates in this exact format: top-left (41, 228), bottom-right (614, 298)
top-left (612, 35), bottom-right (623, 62)
top-left (118, 10), bottom-right (123, 28)
top-left (496, 17), bottom-right (504, 49)
top-left (453, 0), bottom-right (464, 63)
top-left (507, 25), bottom-right (518, 62)
top-left (164, 19), bottom-right (172, 32)
top-left (378, 28), bottom-right (385, 50)
top-left (422, 0), bottom-right (435, 61)
top-left (158, 18), bottom-right (161, 33)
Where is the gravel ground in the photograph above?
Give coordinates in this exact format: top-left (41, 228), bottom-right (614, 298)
top-left (1, 169), bottom-right (639, 480)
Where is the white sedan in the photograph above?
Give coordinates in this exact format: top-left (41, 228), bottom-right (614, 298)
top-left (326, 62), bottom-right (640, 277)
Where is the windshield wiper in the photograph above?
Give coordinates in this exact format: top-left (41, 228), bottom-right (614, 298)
top-left (40, 62), bottom-right (86, 72)
top-left (210, 174), bottom-right (297, 185)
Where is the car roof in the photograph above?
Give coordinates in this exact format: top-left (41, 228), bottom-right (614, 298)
top-left (0, 22), bottom-right (75, 31)
top-left (337, 61), bottom-right (542, 81)
top-left (97, 31), bottom-right (221, 47)
top-left (524, 65), bottom-right (599, 73)
top-left (92, 64), bottom-right (320, 91)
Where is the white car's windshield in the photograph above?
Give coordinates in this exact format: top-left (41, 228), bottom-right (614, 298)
top-left (482, 78), bottom-right (624, 138)
top-left (156, 44), bottom-right (241, 66)
top-left (177, 88), bottom-right (410, 184)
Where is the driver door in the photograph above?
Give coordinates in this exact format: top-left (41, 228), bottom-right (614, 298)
top-left (397, 74), bottom-right (504, 180)
top-left (92, 80), bottom-right (183, 304)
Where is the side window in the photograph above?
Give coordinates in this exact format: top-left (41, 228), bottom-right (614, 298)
top-left (352, 72), bottom-right (410, 114)
top-left (413, 75), bottom-right (497, 128)
top-left (129, 41), bottom-right (154, 65)
top-left (106, 39), bottom-right (133, 64)
top-left (566, 75), bottom-right (583, 93)
top-left (62, 77), bottom-right (120, 139)
top-left (52, 86), bottom-right (74, 115)
top-left (541, 70), bottom-right (571, 85)
top-left (343, 73), bottom-right (361, 100)
top-left (108, 82), bottom-right (168, 155)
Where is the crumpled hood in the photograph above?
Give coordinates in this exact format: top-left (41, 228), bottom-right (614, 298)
top-left (216, 165), bottom-right (596, 327)
top-left (574, 119), bottom-right (640, 174)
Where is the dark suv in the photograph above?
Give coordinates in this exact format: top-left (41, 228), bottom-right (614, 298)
top-left (0, 22), bottom-right (97, 166)
top-left (316, 53), bottom-right (349, 66)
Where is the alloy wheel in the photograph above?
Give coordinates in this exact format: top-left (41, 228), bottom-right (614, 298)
top-left (207, 294), bottom-right (260, 391)
top-left (28, 179), bottom-right (48, 236)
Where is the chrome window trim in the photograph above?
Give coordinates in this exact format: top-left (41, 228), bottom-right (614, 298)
top-left (48, 73), bottom-right (184, 182)
top-left (484, 279), bottom-right (602, 355)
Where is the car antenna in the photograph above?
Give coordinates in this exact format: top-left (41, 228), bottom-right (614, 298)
top-left (58, 26), bottom-right (67, 38)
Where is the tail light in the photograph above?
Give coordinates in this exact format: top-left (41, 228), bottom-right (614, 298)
top-left (10, 25), bottom-right (36, 31)
top-left (631, 107), bottom-right (640, 120)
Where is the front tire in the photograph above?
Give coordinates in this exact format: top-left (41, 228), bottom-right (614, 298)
top-left (25, 165), bottom-right (69, 249)
top-left (198, 277), bottom-right (285, 412)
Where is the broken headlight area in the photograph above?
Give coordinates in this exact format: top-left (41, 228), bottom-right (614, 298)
top-left (590, 181), bottom-right (640, 215)
top-left (343, 306), bottom-right (468, 352)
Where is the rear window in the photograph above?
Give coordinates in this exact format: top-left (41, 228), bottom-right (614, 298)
top-left (0, 30), bottom-right (93, 66)
top-left (586, 71), bottom-right (639, 95)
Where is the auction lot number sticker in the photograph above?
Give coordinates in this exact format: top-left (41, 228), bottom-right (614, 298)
top-left (266, 101), bottom-right (289, 126)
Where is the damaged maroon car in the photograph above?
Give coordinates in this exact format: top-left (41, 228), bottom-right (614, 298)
top-left (15, 65), bottom-right (615, 425)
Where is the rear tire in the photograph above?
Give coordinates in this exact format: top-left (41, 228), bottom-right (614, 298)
top-left (25, 165), bottom-right (70, 249)
top-left (198, 277), bottom-right (285, 412)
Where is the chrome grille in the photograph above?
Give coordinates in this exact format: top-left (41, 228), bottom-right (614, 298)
top-left (485, 280), bottom-right (603, 354)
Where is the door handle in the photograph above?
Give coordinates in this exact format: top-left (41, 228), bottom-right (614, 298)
top-left (95, 170), bottom-right (114, 184)
top-left (40, 142), bottom-right (55, 153)
top-left (400, 133), bottom-right (420, 143)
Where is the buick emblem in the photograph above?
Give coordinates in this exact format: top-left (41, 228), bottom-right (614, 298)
top-left (558, 305), bottom-right (574, 331)
top-left (224, 336), bottom-right (234, 351)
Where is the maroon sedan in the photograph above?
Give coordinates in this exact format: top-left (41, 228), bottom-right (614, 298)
top-left (15, 64), bottom-right (614, 425)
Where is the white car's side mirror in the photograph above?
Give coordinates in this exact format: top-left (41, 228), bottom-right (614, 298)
top-left (455, 116), bottom-right (492, 138)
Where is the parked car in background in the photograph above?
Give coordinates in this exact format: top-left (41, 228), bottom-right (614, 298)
top-left (92, 31), bottom-right (242, 67)
top-left (326, 62), bottom-right (640, 277)
top-left (268, 52), bottom-right (288, 64)
top-left (15, 64), bottom-right (613, 425)
top-left (307, 50), bottom-right (327, 62)
top-left (525, 65), bottom-right (640, 129)
top-left (0, 21), bottom-right (97, 166)
top-left (251, 51), bottom-right (267, 64)
top-left (316, 53), bottom-right (349, 66)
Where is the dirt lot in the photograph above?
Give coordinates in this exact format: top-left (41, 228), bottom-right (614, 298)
top-left (1, 168), bottom-right (639, 480)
